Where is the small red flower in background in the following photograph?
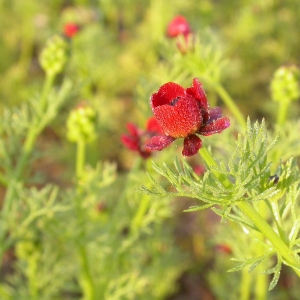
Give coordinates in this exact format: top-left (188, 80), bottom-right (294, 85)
top-left (193, 164), bottom-right (206, 176)
top-left (167, 16), bottom-right (191, 38)
top-left (64, 23), bottom-right (80, 38)
top-left (167, 16), bottom-right (194, 54)
top-left (144, 78), bottom-right (230, 156)
top-left (215, 244), bottom-right (232, 255)
top-left (121, 117), bottom-right (163, 159)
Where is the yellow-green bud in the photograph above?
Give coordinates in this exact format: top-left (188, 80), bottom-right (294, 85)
top-left (15, 232), bottom-right (40, 260)
top-left (270, 65), bottom-right (300, 103)
top-left (39, 35), bottom-right (68, 76)
top-left (67, 104), bottom-right (97, 143)
top-left (15, 241), bottom-right (36, 260)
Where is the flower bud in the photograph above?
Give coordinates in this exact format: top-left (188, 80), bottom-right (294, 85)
top-left (167, 16), bottom-right (191, 38)
top-left (64, 23), bottom-right (80, 38)
top-left (39, 35), bottom-right (68, 76)
top-left (15, 233), bottom-right (40, 260)
top-left (270, 65), bottom-right (300, 103)
top-left (66, 104), bottom-right (97, 143)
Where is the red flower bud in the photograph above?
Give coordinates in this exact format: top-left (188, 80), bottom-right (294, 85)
top-left (64, 23), bottom-right (80, 38)
top-left (167, 16), bottom-right (191, 38)
top-left (215, 244), bottom-right (232, 255)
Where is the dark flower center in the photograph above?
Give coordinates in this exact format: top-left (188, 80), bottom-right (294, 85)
top-left (169, 97), bottom-right (180, 106)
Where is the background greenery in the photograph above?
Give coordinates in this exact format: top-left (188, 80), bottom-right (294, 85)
top-left (1, 0), bottom-right (300, 299)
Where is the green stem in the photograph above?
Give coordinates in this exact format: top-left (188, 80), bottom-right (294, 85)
top-left (277, 101), bottom-right (290, 127)
top-left (199, 147), bottom-right (300, 277)
top-left (78, 245), bottom-right (95, 300)
top-left (40, 72), bottom-right (55, 112)
top-left (28, 255), bottom-right (39, 300)
top-left (14, 126), bottom-right (39, 182)
top-left (214, 83), bottom-right (247, 130)
top-left (270, 201), bottom-right (287, 244)
top-left (76, 140), bottom-right (86, 179)
top-left (254, 201), bottom-right (268, 300)
top-left (254, 269), bottom-right (267, 300)
top-left (201, 76), bottom-right (246, 130)
top-left (238, 201), bottom-right (300, 276)
top-left (130, 195), bottom-right (150, 233)
top-left (75, 140), bottom-right (95, 300)
top-left (240, 268), bottom-right (252, 300)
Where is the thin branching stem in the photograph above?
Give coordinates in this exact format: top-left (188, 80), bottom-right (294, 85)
top-left (277, 101), bottom-right (289, 126)
top-left (213, 83), bottom-right (247, 130)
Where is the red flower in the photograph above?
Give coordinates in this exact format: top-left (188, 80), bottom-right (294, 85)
top-left (167, 16), bottom-right (191, 38)
top-left (121, 117), bottom-right (163, 159)
top-left (144, 78), bottom-right (230, 156)
top-left (215, 244), bottom-right (232, 255)
top-left (193, 164), bottom-right (206, 176)
top-left (64, 23), bottom-right (80, 38)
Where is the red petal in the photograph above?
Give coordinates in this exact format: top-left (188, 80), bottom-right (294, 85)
top-left (146, 117), bottom-right (163, 134)
top-left (64, 23), bottom-right (80, 38)
top-left (121, 135), bottom-right (139, 151)
top-left (144, 135), bottom-right (175, 151)
top-left (186, 78), bottom-right (209, 111)
top-left (182, 135), bottom-right (202, 156)
top-left (199, 117), bottom-right (230, 136)
top-left (153, 96), bottom-right (202, 138)
top-left (151, 82), bottom-right (186, 108)
top-left (126, 123), bottom-right (140, 138)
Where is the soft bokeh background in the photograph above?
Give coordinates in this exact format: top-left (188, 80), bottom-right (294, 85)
top-left (1, 0), bottom-right (300, 299)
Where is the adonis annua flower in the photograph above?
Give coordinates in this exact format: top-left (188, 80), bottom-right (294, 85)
top-left (167, 16), bottom-right (191, 38)
top-left (64, 23), bottom-right (80, 38)
top-left (144, 78), bottom-right (230, 156)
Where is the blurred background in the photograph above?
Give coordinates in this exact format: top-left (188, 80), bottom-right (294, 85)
top-left (1, 0), bottom-right (300, 299)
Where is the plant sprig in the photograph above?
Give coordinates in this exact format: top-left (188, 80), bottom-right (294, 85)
top-left (140, 118), bottom-right (300, 289)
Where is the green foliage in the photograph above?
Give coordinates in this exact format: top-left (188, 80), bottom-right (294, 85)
top-left (1, 0), bottom-right (300, 299)
top-left (141, 119), bottom-right (300, 290)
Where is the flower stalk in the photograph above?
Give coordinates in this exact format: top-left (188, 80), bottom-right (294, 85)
top-left (277, 101), bottom-right (289, 127)
top-left (40, 72), bottom-right (55, 112)
top-left (240, 268), bottom-right (252, 300)
top-left (201, 76), bottom-right (247, 130)
top-left (75, 139), bottom-right (95, 300)
top-left (76, 140), bottom-right (86, 179)
top-left (213, 83), bottom-right (247, 130)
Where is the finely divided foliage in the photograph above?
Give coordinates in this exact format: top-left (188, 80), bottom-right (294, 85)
top-left (141, 119), bottom-right (279, 210)
top-left (140, 119), bottom-right (300, 289)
